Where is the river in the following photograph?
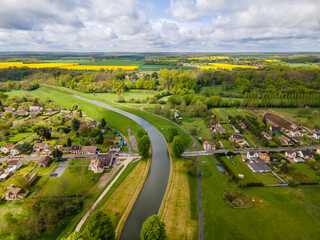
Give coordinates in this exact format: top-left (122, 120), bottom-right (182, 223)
top-left (73, 95), bottom-right (170, 240)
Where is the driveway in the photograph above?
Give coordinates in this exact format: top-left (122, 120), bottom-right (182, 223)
top-left (52, 159), bottom-right (70, 177)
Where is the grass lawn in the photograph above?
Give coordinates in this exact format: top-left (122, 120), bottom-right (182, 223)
top-left (291, 163), bottom-right (320, 182)
top-left (272, 108), bottom-right (320, 129)
top-left (198, 155), bottom-right (320, 240)
top-left (181, 117), bottom-right (212, 140)
top-left (159, 157), bottom-right (198, 240)
top-left (201, 85), bottom-right (239, 95)
top-left (9, 132), bottom-right (34, 143)
top-left (221, 155), bottom-right (279, 185)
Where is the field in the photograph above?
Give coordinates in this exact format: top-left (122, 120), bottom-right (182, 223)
top-left (198, 63), bottom-right (259, 70)
top-left (45, 59), bottom-right (144, 66)
top-left (198, 155), bottom-right (320, 240)
top-left (264, 112), bottom-right (292, 129)
top-left (181, 117), bottom-right (212, 140)
top-left (138, 64), bottom-right (195, 72)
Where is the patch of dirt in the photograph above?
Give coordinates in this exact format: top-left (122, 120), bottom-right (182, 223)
top-left (223, 191), bottom-right (254, 209)
top-left (127, 129), bottom-right (138, 152)
top-left (264, 112), bottom-right (292, 129)
top-left (97, 164), bottom-right (122, 190)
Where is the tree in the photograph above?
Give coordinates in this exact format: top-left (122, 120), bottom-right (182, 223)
top-left (184, 160), bottom-right (197, 175)
top-left (101, 118), bottom-right (106, 128)
top-left (137, 129), bottom-right (147, 138)
top-left (72, 104), bottom-right (78, 110)
top-left (67, 138), bottom-right (72, 147)
top-left (52, 148), bottom-right (63, 161)
top-left (171, 136), bottom-right (184, 157)
top-left (97, 131), bottom-right (104, 144)
top-left (33, 125), bottom-right (51, 140)
top-left (19, 142), bottom-right (33, 154)
top-left (166, 127), bottom-right (178, 142)
top-left (87, 211), bottom-right (114, 240)
top-left (72, 118), bottom-right (81, 131)
top-left (280, 162), bottom-right (288, 174)
top-left (4, 111), bottom-right (12, 119)
top-left (138, 135), bottom-right (151, 157)
top-left (312, 110), bottom-right (319, 117)
top-left (65, 232), bottom-right (86, 240)
top-left (140, 215), bottom-right (167, 240)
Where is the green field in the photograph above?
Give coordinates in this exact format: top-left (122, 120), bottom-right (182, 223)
top-left (198, 155), bottom-right (320, 240)
top-left (45, 59), bottom-right (144, 66)
top-left (138, 64), bottom-right (195, 72)
top-left (290, 163), bottom-right (320, 182)
top-left (181, 117), bottom-right (212, 140)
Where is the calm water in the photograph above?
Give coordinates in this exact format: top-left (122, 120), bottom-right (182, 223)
top-left (73, 96), bottom-right (170, 240)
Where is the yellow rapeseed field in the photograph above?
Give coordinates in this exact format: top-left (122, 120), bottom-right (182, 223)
top-left (198, 63), bottom-right (259, 70)
top-left (188, 56), bottom-right (229, 60)
top-left (265, 59), bottom-right (279, 62)
top-left (0, 62), bottom-right (138, 71)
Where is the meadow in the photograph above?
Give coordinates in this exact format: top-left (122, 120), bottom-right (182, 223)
top-left (198, 155), bottom-right (320, 240)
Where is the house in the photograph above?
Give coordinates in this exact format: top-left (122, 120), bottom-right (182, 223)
top-left (81, 146), bottom-right (98, 154)
top-left (17, 110), bottom-right (29, 116)
top-left (71, 145), bottom-right (82, 154)
top-left (289, 129), bottom-right (304, 137)
top-left (317, 146), bottom-right (320, 155)
top-left (212, 123), bottom-right (226, 134)
top-left (8, 160), bottom-right (22, 170)
top-left (238, 123), bottom-right (246, 130)
top-left (63, 115), bottom-right (72, 121)
top-left (203, 141), bottom-right (216, 151)
top-left (285, 150), bottom-right (296, 159)
top-left (5, 187), bottom-right (28, 200)
top-left (17, 106), bottom-right (28, 111)
top-left (60, 109), bottom-right (71, 115)
top-left (33, 142), bottom-right (48, 152)
top-left (270, 125), bottom-right (281, 132)
top-left (247, 151), bottom-right (258, 160)
top-left (89, 153), bottom-right (116, 173)
top-left (261, 131), bottom-right (272, 140)
top-left (1, 143), bottom-right (17, 153)
top-left (37, 156), bottom-right (52, 167)
top-left (174, 111), bottom-right (179, 118)
top-left (89, 121), bottom-right (99, 128)
top-left (313, 132), bottom-right (320, 140)
top-left (0, 170), bottom-right (12, 181)
top-left (4, 107), bottom-right (15, 113)
top-left (291, 123), bottom-right (300, 130)
top-left (299, 150), bottom-right (314, 160)
top-left (26, 172), bottom-right (38, 186)
top-left (29, 106), bottom-right (43, 112)
top-left (311, 129), bottom-right (320, 134)
top-left (232, 125), bottom-right (240, 134)
top-left (10, 146), bottom-right (20, 155)
top-left (258, 152), bottom-right (270, 163)
top-left (109, 145), bottom-right (122, 152)
top-left (281, 135), bottom-right (294, 145)
top-left (229, 134), bottom-right (244, 143)
top-left (59, 146), bottom-right (72, 153)
top-left (41, 146), bottom-right (54, 155)
top-left (247, 157), bottom-right (271, 173)
top-left (44, 109), bottom-right (55, 115)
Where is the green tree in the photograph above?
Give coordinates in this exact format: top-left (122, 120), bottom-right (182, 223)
top-left (138, 135), bottom-right (151, 157)
top-left (65, 232), bottom-right (86, 240)
top-left (97, 131), bottom-right (104, 144)
top-left (72, 104), bottom-right (78, 110)
top-left (33, 125), bottom-right (51, 140)
top-left (101, 118), bottom-right (106, 128)
top-left (52, 148), bottom-right (63, 161)
top-left (67, 138), bottom-right (72, 147)
top-left (140, 215), bottom-right (167, 240)
top-left (184, 160), bottom-right (197, 175)
top-left (166, 127), bottom-right (178, 142)
top-left (72, 118), bottom-right (81, 131)
top-left (171, 136), bottom-right (184, 157)
top-left (137, 129), bottom-right (148, 138)
top-left (19, 142), bottom-right (33, 154)
top-left (87, 211), bottom-right (114, 240)
top-left (4, 111), bottom-right (12, 119)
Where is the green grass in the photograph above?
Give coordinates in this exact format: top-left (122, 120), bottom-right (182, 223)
top-left (221, 155), bottom-right (279, 185)
top-left (138, 64), bottom-right (195, 72)
top-left (291, 163), bottom-right (320, 182)
top-left (200, 85), bottom-right (240, 95)
top-left (9, 132), bottom-right (33, 143)
top-left (181, 117), bottom-right (212, 140)
top-left (198, 155), bottom-right (320, 240)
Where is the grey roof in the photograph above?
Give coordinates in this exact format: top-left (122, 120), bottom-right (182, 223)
top-left (249, 162), bottom-right (271, 172)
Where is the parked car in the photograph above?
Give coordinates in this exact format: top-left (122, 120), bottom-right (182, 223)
top-left (50, 173), bottom-right (58, 177)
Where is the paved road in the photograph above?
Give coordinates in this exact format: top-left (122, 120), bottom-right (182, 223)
top-left (75, 159), bottom-right (131, 232)
top-left (52, 159), bottom-right (70, 177)
top-left (182, 145), bottom-right (320, 157)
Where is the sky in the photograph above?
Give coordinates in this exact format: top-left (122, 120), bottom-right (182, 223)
top-left (0, 0), bottom-right (320, 52)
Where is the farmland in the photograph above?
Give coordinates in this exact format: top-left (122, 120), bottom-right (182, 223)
top-left (198, 63), bottom-right (259, 70)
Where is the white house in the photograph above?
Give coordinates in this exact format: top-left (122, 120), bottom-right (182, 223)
top-left (203, 141), bottom-right (216, 151)
top-left (285, 150), bottom-right (296, 159)
top-left (313, 132), bottom-right (320, 140)
top-left (247, 151), bottom-right (258, 160)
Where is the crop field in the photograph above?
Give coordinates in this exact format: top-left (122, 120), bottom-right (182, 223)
top-left (198, 155), bottom-right (320, 240)
top-left (138, 64), bottom-right (195, 72)
top-left (198, 63), bottom-right (259, 70)
top-left (45, 59), bottom-right (144, 66)
top-left (0, 62), bottom-right (138, 71)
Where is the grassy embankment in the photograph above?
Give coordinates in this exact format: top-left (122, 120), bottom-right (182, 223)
top-left (198, 155), bottom-right (320, 240)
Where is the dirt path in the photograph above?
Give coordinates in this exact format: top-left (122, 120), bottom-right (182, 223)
top-left (97, 164), bottom-right (123, 190)
top-left (127, 128), bottom-right (138, 152)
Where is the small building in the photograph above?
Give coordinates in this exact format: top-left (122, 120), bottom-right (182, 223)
top-left (8, 160), bottom-right (22, 170)
top-left (229, 134), bottom-right (244, 143)
top-left (232, 125), bottom-right (240, 134)
top-left (44, 109), bottom-right (55, 115)
top-left (203, 141), bottom-right (216, 151)
top-left (212, 123), bottom-right (226, 135)
top-left (313, 132), bottom-right (320, 140)
top-left (317, 146), bottom-right (320, 155)
top-left (258, 152), bottom-right (270, 163)
top-left (298, 150), bottom-right (314, 160)
top-left (1, 143), bottom-right (17, 153)
top-left (17, 110), bottom-right (29, 116)
top-left (29, 106), bottom-right (43, 112)
top-left (238, 174), bottom-right (244, 179)
top-left (37, 156), bottom-right (52, 167)
top-left (81, 146), bottom-right (98, 154)
top-left (89, 154), bottom-right (116, 173)
top-left (289, 129), bottom-right (304, 137)
top-left (294, 157), bottom-right (305, 163)
top-left (281, 135), bottom-right (294, 145)
top-left (17, 106), bottom-right (28, 111)
top-left (71, 145), bottom-right (82, 155)
top-left (311, 129), bottom-right (319, 134)
top-left (174, 112), bottom-right (179, 118)
top-left (26, 172), bottom-right (38, 186)
top-left (0, 170), bottom-right (12, 182)
top-left (59, 146), bottom-right (72, 153)
top-left (109, 145), bottom-right (122, 152)
top-left (33, 142), bottom-right (48, 152)
top-left (247, 151), bottom-right (258, 160)
top-left (60, 109), bottom-right (71, 115)
top-left (285, 150), bottom-right (296, 159)
top-left (4, 107), bottom-right (16, 113)
top-left (89, 121), bottom-right (99, 128)
top-left (261, 131), bottom-right (272, 140)
top-left (270, 125), bottom-right (281, 132)
top-left (10, 146), bottom-right (20, 155)
top-left (247, 157), bottom-right (271, 173)
top-left (291, 123), bottom-right (300, 130)
top-left (41, 146), bottom-right (54, 155)
top-left (63, 115), bottom-right (72, 121)
top-left (238, 123), bottom-right (246, 130)
top-left (5, 187), bottom-right (28, 200)
top-left (104, 136), bottom-right (116, 142)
